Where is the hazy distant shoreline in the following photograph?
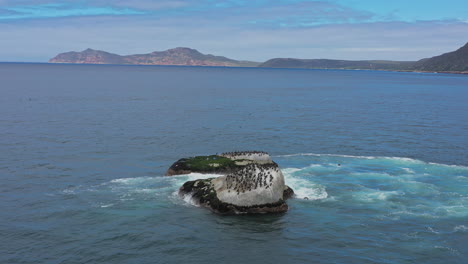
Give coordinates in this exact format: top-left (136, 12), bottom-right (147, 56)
top-left (2, 61), bottom-right (467, 76)
top-left (44, 42), bottom-right (468, 73)
top-left (2, 42), bottom-right (468, 74)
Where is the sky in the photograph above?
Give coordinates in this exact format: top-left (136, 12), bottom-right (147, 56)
top-left (0, 0), bottom-right (467, 62)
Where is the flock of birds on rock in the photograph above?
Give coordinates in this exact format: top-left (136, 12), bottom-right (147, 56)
top-left (220, 151), bottom-right (269, 158)
top-left (225, 163), bottom-right (279, 195)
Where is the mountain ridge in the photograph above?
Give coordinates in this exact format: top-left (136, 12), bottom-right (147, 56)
top-left (258, 58), bottom-right (415, 70)
top-left (414, 42), bottom-right (468, 71)
top-left (49, 47), bottom-right (260, 67)
top-left (49, 43), bottom-right (468, 73)
top-left (259, 43), bottom-right (468, 73)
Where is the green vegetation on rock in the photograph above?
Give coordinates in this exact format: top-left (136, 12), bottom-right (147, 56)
top-left (183, 155), bottom-right (241, 171)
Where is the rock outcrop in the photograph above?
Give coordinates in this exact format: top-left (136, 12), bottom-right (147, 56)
top-left (172, 151), bottom-right (294, 215)
top-left (166, 154), bottom-right (241, 176)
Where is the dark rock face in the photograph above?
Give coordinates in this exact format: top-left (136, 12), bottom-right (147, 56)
top-left (166, 158), bottom-right (198, 176)
top-left (179, 178), bottom-right (288, 215)
top-left (283, 185), bottom-right (295, 200)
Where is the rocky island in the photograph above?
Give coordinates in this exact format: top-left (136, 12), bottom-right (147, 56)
top-left (49, 47), bottom-right (259, 67)
top-left (167, 151), bottom-right (294, 215)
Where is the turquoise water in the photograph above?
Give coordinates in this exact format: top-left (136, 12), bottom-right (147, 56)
top-left (1, 63), bottom-right (467, 263)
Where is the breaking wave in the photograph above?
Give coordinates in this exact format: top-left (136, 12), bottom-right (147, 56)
top-left (274, 153), bottom-right (468, 169)
top-left (275, 153), bottom-right (468, 219)
top-left (60, 153), bottom-right (467, 220)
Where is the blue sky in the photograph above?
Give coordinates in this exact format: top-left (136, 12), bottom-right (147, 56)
top-left (0, 0), bottom-right (467, 62)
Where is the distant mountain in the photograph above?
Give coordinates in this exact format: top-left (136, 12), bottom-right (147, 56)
top-left (49, 47), bottom-right (259, 67)
top-left (50, 43), bottom-right (468, 73)
top-left (259, 58), bottom-right (415, 70)
top-left (259, 42), bottom-right (468, 73)
top-left (49, 49), bottom-right (126, 65)
top-left (414, 42), bottom-right (468, 72)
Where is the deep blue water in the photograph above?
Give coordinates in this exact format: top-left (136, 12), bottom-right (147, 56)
top-left (1, 63), bottom-right (467, 264)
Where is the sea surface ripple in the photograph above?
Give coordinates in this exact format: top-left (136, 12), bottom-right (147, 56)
top-left (1, 64), bottom-right (467, 264)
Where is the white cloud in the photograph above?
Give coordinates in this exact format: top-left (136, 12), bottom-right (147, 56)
top-left (1, 15), bottom-right (467, 62)
top-left (0, 1), bottom-right (466, 62)
top-left (0, 3), bottom-right (145, 20)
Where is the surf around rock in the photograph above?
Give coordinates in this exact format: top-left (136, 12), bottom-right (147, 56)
top-left (168, 151), bottom-right (294, 215)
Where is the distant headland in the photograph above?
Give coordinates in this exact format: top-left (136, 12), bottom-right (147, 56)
top-left (49, 42), bottom-right (468, 74)
top-left (49, 47), bottom-right (260, 67)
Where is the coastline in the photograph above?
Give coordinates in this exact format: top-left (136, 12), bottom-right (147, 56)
top-left (1, 61), bottom-right (467, 75)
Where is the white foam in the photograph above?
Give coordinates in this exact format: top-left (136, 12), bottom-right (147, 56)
top-left (119, 197), bottom-right (134, 201)
top-left (426, 226), bottom-right (440, 234)
top-left (134, 188), bottom-right (158, 193)
top-left (110, 176), bottom-right (155, 184)
top-left (428, 162), bottom-right (468, 169)
top-left (433, 246), bottom-right (460, 255)
top-left (108, 173), bottom-right (222, 191)
top-left (386, 157), bottom-right (423, 163)
top-left (62, 188), bottom-right (76, 194)
top-left (437, 205), bottom-right (468, 217)
top-left (395, 180), bottom-right (440, 195)
top-left (454, 225), bottom-right (467, 232)
top-left (172, 190), bottom-right (202, 207)
top-left (283, 173), bottom-right (328, 200)
top-left (182, 193), bottom-right (200, 207)
top-left (402, 168), bottom-right (415, 174)
top-left (354, 190), bottom-right (402, 202)
top-left (349, 172), bottom-right (393, 179)
top-left (282, 165), bottom-right (336, 179)
top-left (282, 168), bottom-right (302, 174)
top-left (274, 153), bottom-right (468, 169)
top-left (172, 172), bottom-right (223, 181)
top-left (293, 184), bottom-right (328, 200)
top-left (388, 210), bottom-right (436, 219)
top-left (110, 178), bottom-right (133, 184)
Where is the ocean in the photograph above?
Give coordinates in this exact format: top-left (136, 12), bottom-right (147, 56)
top-left (1, 63), bottom-right (467, 263)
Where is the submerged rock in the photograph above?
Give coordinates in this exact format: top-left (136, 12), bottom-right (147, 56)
top-left (173, 151), bottom-right (294, 215)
